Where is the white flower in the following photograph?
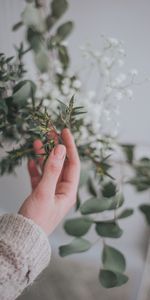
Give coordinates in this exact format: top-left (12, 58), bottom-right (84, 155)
top-left (35, 89), bottom-right (43, 98)
top-left (56, 66), bottom-right (63, 74)
top-left (126, 88), bottom-right (133, 99)
top-left (62, 77), bottom-right (70, 87)
top-left (87, 90), bottom-right (96, 99)
top-left (43, 99), bottom-right (50, 107)
top-left (118, 48), bottom-right (126, 56)
top-left (117, 59), bottom-right (124, 67)
top-left (112, 73), bottom-right (127, 86)
top-left (61, 84), bottom-right (70, 95)
top-left (51, 88), bottom-right (60, 99)
top-left (107, 37), bottom-right (119, 47)
top-left (60, 40), bottom-right (68, 47)
top-left (72, 79), bottom-right (82, 89)
top-left (116, 92), bottom-right (123, 101)
top-left (94, 51), bottom-right (101, 58)
top-left (40, 73), bottom-right (49, 82)
top-left (27, 98), bottom-right (32, 103)
top-left (104, 86), bottom-right (112, 96)
top-left (130, 69), bottom-right (138, 76)
top-left (102, 56), bottom-right (112, 68)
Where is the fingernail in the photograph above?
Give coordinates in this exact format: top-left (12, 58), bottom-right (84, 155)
top-left (54, 144), bottom-right (66, 159)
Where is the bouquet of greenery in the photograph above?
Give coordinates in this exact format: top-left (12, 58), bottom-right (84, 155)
top-left (0, 0), bottom-right (150, 288)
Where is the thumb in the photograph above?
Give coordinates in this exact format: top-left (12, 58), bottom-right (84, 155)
top-left (39, 144), bottom-right (66, 197)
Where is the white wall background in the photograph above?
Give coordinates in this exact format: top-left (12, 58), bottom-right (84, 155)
top-left (0, 1), bottom-right (150, 300)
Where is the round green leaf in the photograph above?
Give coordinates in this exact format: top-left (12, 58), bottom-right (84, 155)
top-left (34, 47), bottom-right (49, 73)
top-left (58, 45), bottom-right (69, 70)
top-left (59, 238), bottom-right (92, 257)
top-left (80, 194), bottom-right (124, 215)
top-left (139, 204), bottom-right (150, 225)
top-left (102, 181), bottom-right (117, 198)
top-left (64, 217), bottom-right (92, 237)
top-left (95, 221), bottom-right (123, 238)
top-left (80, 198), bottom-right (109, 215)
top-left (57, 21), bottom-right (74, 41)
top-left (102, 245), bottom-right (126, 273)
top-left (99, 269), bottom-right (128, 288)
top-left (13, 80), bottom-right (36, 106)
top-left (51, 0), bottom-right (68, 19)
top-left (87, 177), bottom-right (98, 196)
top-left (118, 208), bottom-right (134, 219)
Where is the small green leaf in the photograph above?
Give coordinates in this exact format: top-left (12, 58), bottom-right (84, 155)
top-left (80, 194), bottom-right (124, 215)
top-left (34, 47), bottom-right (49, 73)
top-left (59, 237), bottom-right (92, 257)
top-left (12, 21), bottom-right (23, 31)
top-left (102, 245), bottom-right (126, 273)
top-left (99, 270), bottom-right (128, 288)
top-left (102, 181), bottom-right (117, 198)
top-left (64, 217), bottom-right (92, 237)
top-left (88, 177), bottom-right (98, 196)
top-left (139, 204), bottom-right (150, 225)
top-left (121, 144), bottom-right (135, 164)
top-left (79, 168), bottom-right (89, 186)
top-left (27, 28), bottom-right (43, 52)
top-left (118, 208), bottom-right (134, 219)
top-left (95, 221), bottom-right (123, 238)
top-left (13, 80), bottom-right (36, 106)
top-left (80, 198), bottom-right (109, 215)
top-left (58, 45), bottom-right (69, 70)
top-left (57, 21), bottom-right (73, 40)
top-left (0, 100), bottom-right (8, 114)
top-left (51, 0), bottom-right (68, 19)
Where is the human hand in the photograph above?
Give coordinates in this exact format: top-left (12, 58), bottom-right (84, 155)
top-left (18, 128), bottom-right (80, 235)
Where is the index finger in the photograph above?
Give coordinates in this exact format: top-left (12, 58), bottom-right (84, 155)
top-left (61, 128), bottom-right (80, 189)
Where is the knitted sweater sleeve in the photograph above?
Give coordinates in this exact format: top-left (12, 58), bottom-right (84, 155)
top-left (0, 213), bottom-right (51, 300)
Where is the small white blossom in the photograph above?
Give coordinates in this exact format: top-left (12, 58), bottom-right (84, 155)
top-left (107, 37), bottom-right (119, 47)
top-left (116, 92), bottom-right (123, 101)
top-left (43, 99), bottom-right (50, 107)
top-left (87, 90), bottom-right (96, 99)
top-left (117, 59), bottom-right (124, 67)
top-left (102, 56), bottom-right (112, 68)
top-left (130, 69), bottom-right (138, 76)
top-left (72, 79), bottom-right (82, 89)
top-left (60, 40), bottom-right (68, 47)
top-left (61, 84), bottom-right (70, 95)
top-left (126, 88), bottom-right (133, 99)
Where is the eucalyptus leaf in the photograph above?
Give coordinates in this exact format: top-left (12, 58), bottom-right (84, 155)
top-left (80, 198), bottom-right (109, 215)
top-left (51, 0), bottom-right (68, 19)
top-left (80, 194), bottom-right (124, 215)
top-left (99, 269), bottom-right (128, 288)
top-left (102, 245), bottom-right (126, 273)
top-left (59, 237), bottom-right (92, 257)
top-left (139, 204), bottom-right (150, 225)
top-left (95, 221), bottom-right (123, 238)
top-left (58, 45), bottom-right (69, 70)
top-left (34, 47), bottom-right (49, 73)
top-left (117, 208), bottom-right (134, 219)
top-left (27, 28), bottom-right (43, 52)
top-left (57, 21), bottom-right (74, 41)
top-left (88, 177), bottom-right (98, 196)
top-left (0, 100), bottom-right (8, 114)
top-left (102, 181), bottom-right (117, 198)
top-left (121, 144), bottom-right (135, 164)
top-left (13, 80), bottom-right (36, 106)
top-left (12, 21), bottom-right (23, 31)
top-left (64, 217), bottom-right (93, 237)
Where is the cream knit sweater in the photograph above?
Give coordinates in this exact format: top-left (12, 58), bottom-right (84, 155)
top-left (0, 213), bottom-right (51, 300)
